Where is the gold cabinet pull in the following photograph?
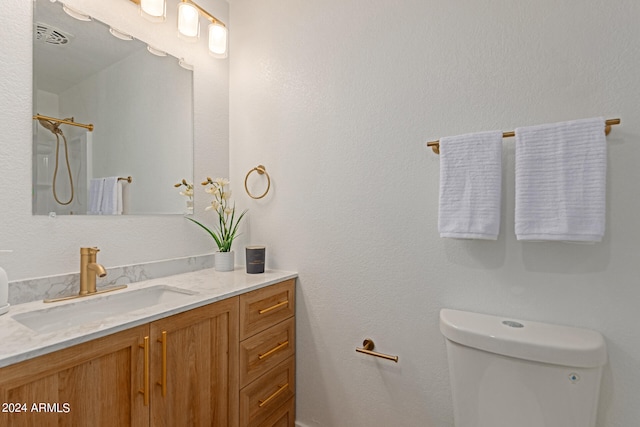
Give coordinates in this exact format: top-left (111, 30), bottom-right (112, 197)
top-left (258, 300), bottom-right (288, 315)
top-left (258, 383), bottom-right (289, 408)
top-left (258, 340), bottom-right (289, 360)
top-left (138, 336), bottom-right (150, 406)
top-left (157, 331), bottom-right (167, 397)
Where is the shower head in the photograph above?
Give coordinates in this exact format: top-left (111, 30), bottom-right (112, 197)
top-left (37, 118), bottom-right (68, 135)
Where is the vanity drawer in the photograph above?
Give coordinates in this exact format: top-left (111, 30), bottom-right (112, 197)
top-left (241, 317), bottom-right (295, 388)
top-left (240, 279), bottom-right (295, 340)
top-left (257, 397), bottom-right (295, 427)
top-left (240, 356), bottom-right (295, 427)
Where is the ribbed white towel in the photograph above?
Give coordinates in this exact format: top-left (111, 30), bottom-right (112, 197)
top-left (100, 176), bottom-right (122, 215)
top-left (438, 130), bottom-right (503, 240)
top-left (88, 178), bottom-right (104, 215)
top-left (515, 117), bottom-right (607, 242)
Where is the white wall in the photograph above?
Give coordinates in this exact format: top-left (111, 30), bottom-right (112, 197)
top-left (59, 48), bottom-right (193, 214)
top-left (0, 0), bottom-right (229, 279)
top-left (229, 0), bottom-right (640, 426)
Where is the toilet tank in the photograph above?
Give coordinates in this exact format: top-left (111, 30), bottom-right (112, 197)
top-left (440, 309), bottom-right (607, 427)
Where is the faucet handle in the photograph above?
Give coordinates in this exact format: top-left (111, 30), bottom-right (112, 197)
top-left (80, 247), bottom-right (100, 255)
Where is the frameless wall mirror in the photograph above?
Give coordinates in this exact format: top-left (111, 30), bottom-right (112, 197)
top-left (32, 0), bottom-right (194, 215)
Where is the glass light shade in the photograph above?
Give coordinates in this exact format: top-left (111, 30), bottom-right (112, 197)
top-left (208, 22), bottom-right (228, 57)
top-left (109, 28), bottom-right (133, 41)
top-left (177, 3), bottom-right (200, 41)
top-left (62, 5), bottom-right (91, 21)
top-left (146, 45), bottom-right (167, 56)
top-left (140, 0), bottom-right (166, 22)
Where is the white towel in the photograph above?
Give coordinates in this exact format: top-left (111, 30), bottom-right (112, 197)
top-left (438, 130), bottom-right (503, 240)
top-left (88, 178), bottom-right (104, 215)
top-left (100, 176), bottom-right (122, 215)
top-left (515, 117), bottom-right (607, 242)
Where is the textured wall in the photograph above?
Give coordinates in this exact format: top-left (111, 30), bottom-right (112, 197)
top-left (0, 0), bottom-right (229, 279)
top-left (229, 0), bottom-right (640, 426)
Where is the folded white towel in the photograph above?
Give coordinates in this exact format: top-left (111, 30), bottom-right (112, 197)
top-left (438, 130), bottom-right (503, 240)
top-left (515, 117), bottom-right (607, 242)
top-left (88, 178), bottom-right (104, 215)
top-left (100, 176), bottom-right (121, 215)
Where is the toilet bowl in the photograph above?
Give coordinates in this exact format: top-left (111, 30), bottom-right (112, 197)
top-left (440, 309), bottom-right (607, 427)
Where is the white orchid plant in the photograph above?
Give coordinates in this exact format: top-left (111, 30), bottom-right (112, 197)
top-left (173, 179), bottom-right (193, 199)
top-left (184, 177), bottom-right (247, 252)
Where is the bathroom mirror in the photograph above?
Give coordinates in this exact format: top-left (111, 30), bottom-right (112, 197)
top-left (32, 0), bottom-right (194, 215)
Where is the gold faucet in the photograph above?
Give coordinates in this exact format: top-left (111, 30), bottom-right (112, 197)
top-left (44, 247), bottom-right (127, 303)
top-left (80, 247), bottom-right (107, 295)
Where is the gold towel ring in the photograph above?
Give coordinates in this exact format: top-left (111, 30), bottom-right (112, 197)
top-left (244, 165), bottom-right (271, 199)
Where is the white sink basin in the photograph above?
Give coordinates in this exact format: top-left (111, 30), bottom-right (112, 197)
top-left (13, 285), bottom-right (198, 334)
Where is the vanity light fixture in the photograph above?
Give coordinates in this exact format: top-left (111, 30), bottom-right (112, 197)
top-left (140, 0), bottom-right (166, 22)
top-left (177, 1), bottom-right (200, 41)
top-left (129, 0), bottom-right (228, 58)
top-left (178, 0), bottom-right (228, 57)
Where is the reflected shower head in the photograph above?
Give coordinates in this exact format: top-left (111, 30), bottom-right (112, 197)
top-left (37, 118), bottom-right (70, 135)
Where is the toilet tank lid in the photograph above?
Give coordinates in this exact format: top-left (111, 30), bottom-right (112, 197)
top-left (439, 309), bottom-right (607, 368)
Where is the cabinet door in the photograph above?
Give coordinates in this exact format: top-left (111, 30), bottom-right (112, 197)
top-left (150, 297), bottom-right (239, 427)
top-left (0, 325), bottom-right (149, 427)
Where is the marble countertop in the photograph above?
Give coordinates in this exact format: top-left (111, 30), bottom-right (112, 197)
top-left (0, 268), bottom-right (297, 368)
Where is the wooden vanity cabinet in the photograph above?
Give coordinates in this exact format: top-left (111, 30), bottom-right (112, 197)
top-left (149, 296), bottom-right (239, 427)
top-left (0, 324), bottom-right (148, 427)
top-left (239, 279), bottom-right (296, 427)
top-left (0, 279), bottom-right (294, 427)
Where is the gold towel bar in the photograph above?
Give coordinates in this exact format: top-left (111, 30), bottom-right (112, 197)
top-left (33, 114), bottom-right (94, 132)
top-left (355, 338), bottom-right (398, 363)
top-left (118, 176), bottom-right (133, 183)
top-left (426, 118), bottom-right (621, 154)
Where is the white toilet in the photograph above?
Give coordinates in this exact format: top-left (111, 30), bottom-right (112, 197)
top-left (440, 309), bottom-right (607, 427)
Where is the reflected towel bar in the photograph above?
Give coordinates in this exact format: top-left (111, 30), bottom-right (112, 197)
top-left (426, 118), bottom-right (620, 154)
top-left (356, 338), bottom-right (398, 363)
top-left (33, 114), bottom-right (94, 132)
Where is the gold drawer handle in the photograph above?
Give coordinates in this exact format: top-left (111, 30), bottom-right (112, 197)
top-left (138, 336), bottom-right (150, 406)
top-left (258, 340), bottom-right (289, 360)
top-left (157, 331), bottom-right (167, 397)
top-left (258, 383), bottom-right (289, 408)
top-left (258, 300), bottom-right (289, 315)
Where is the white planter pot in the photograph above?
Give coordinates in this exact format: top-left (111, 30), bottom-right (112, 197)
top-left (214, 251), bottom-right (235, 272)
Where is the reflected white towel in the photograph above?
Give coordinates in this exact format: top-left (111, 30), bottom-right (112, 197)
top-left (100, 176), bottom-right (122, 215)
top-left (515, 117), bottom-right (607, 242)
top-left (88, 178), bottom-right (104, 215)
top-left (438, 130), bottom-right (503, 240)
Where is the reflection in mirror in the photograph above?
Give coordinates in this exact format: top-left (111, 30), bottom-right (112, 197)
top-left (33, 0), bottom-right (194, 215)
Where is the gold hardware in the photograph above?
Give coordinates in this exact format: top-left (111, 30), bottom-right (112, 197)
top-left (181, 0), bottom-right (226, 27)
top-left (44, 247), bottom-right (127, 303)
top-left (426, 118), bottom-right (621, 154)
top-left (80, 247), bottom-right (104, 295)
top-left (244, 165), bottom-right (271, 199)
top-left (118, 176), bottom-right (133, 183)
top-left (258, 383), bottom-right (289, 408)
top-left (258, 300), bottom-right (288, 315)
top-left (139, 336), bottom-right (150, 406)
top-left (33, 114), bottom-right (94, 132)
top-left (128, 0), bottom-right (226, 27)
top-left (158, 331), bottom-right (167, 397)
top-left (258, 341), bottom-right (289, 360)
top-left (356, 338), bottom-right (399, 363)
